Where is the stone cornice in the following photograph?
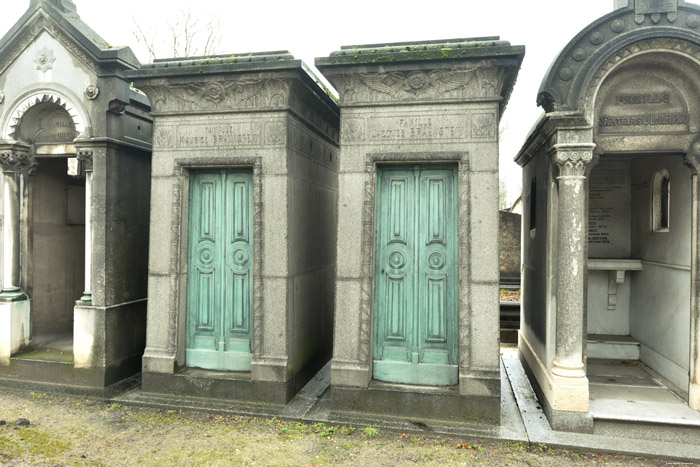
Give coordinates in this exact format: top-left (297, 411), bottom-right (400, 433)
top-left (514, 112), bottom-right (591, 167)
top-left (316, 38), bottom-right (524, 113)
top-left (133, 76), bottom-right (339, 143)
top-left (319, 60), bottom-right (521, 115)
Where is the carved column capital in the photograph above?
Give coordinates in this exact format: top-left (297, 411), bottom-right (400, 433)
top-left (0, 149), bottom-right (37, 177)
top-left (685, 153), bottom-right (700, 175)
top-left (552, 144), bottom-right (595, 178)
top-left (76, 150), bottom-right (93, 172)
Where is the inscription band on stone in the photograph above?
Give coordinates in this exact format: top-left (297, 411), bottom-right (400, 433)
top-left (616, 93), bottom-right (669, 106)
top-left (599, 113), bottom-right (688, 127)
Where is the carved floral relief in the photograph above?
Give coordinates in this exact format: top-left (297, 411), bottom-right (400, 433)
top-left (332, 63), bottom-right (505, 105)
top-left (142, 79), bottom-right (290, 113)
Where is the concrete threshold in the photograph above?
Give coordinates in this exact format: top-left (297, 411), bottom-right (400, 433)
top-left (501, 348), bottom-right (700, 462)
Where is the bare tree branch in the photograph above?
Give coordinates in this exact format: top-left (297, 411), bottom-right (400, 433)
top-left (131, 19), bottom-right (157, 62)
top-left (131, 8), bottom-right (223, 62)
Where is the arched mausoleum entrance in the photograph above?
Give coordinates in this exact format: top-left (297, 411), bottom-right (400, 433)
top-left (0, 0), bottom-right (151, 390)
top-left (587, 53), bottom-right (697, 401)
top-left (2, 94), bottom-right (89, 355)
top-left (516, 0), bottom-right (700, 434)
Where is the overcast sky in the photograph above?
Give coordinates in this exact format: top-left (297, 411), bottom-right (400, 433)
top-left (0, 0), bottom-right (622, 205)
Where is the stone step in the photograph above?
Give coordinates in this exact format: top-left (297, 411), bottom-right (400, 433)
top-left (0, 356), bottom-right (106, 388)
top-left (593, 416), bottom-right (700, 444)
top-left (587, 334), bottom-right (640, 360)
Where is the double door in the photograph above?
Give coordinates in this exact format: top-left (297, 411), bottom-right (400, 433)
top-left (373, 165), bottom-right (459, 386)
top-left (186, 169), bottom-right (254, 371)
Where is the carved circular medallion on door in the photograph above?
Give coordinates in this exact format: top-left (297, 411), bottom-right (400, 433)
top-left (427, 251), bottom-right (446, 270)
top-left (231, 248), bottom-right (250, 267)
top-left (196, 244), bottom-right (217, 268)
top-left (387, 250), bottom-right (407, 270)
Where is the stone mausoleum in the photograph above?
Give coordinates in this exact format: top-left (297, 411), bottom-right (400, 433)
top-left (316, 38), bottom-right (524, 423)
top-left (127, 54), bottom-right (339, 404)
top-left (517, 0), bottom-right (700, 432)
top-left (0, 0), bottom-right (151, 388)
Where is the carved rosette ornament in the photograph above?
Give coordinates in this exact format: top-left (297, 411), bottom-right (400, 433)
top-left (34, 47), bottom-right (56, 72)
top-left (0, 150), bottom-right (38, 176)
top-left (76, 150), bottom-right (93, 172)
top-left (84, 84), bottom-right (99, 100)
top-left (356, 65), bottom-right (479, 101)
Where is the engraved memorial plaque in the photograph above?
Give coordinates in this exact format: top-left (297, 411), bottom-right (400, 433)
top-left (588, 161), bottom-right (631, 258)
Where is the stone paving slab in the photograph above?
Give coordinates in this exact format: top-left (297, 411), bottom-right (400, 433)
top-left (501, 350), bottom-right (700, 462)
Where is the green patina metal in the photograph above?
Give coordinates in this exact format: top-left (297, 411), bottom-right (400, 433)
top-left (186, 169), bottom-right (254, 372)
top-left (373, 164), bottom-right (459, 386)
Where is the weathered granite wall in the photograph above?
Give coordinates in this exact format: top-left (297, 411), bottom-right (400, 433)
top-left (499, 210), bottom-right (521, 281)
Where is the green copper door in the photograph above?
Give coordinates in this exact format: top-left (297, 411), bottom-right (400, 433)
top-left (373, 165), bottom-right (458, 385)
top-left (186, 169), bottom-right (254, 371)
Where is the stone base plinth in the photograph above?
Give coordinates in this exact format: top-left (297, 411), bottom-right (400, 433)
top-left (0, 299), bottom-right (30, 365)
top-left (330, 360), bottom-right (371, 387)
top-left (73, 300), bottom-right (146, 383)
top-left (331, 383), bottom-right (500, 425)
top-left (142, 350), bottom-right (177, 374)
top-left (690, 382), bottom-right (700, 411)
top-left (142, 370), bottom-right (296, 406)
top-left (0, 352), bottom-right (141, 389)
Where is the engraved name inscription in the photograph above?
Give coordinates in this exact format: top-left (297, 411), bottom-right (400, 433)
top-left (176, 123), bottom-right (261, 148)
top-left (45, 119), bottom-right (76, 140)
top-left (367, 116), bottom-right (468, 142)
top-left (616, 93), bottom-right (669, 105)
top-left (598, 77), bottom-right (690, 135)
top-left (599, 113), bottom-right (689, 127)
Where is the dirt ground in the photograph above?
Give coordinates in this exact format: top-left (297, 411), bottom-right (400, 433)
top-left (500, 289), bottom-right (521, 302)
top-left (0, 388), bottom-right (689, 466)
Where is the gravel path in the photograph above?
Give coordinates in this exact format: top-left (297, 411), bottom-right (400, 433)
top-left (0, 388), bottom-right (683, 466)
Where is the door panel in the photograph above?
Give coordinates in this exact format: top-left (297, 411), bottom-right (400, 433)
top-left (187, 169), bottom-right (254, 371)
top-left (374, 165), bottom-right (458, 385)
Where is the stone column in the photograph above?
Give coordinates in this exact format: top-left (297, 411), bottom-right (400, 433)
top-left (0, 145), bottom-right (33, 364)
top-left (683, 150), bottom-right (700, 411)
top-left (551, 144), bottom-right (594, 379)
top-left (77, 151), bottom-right (93, 303)
top-left (0, 148), bottom-right (32, 301)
